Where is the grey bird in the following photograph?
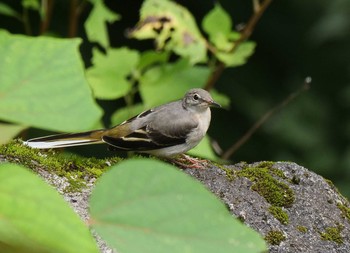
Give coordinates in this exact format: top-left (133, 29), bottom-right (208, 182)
top-left (24, 88), bottom-right (221, 157)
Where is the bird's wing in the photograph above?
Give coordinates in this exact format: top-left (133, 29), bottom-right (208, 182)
top-left (102, 105), bottom-right (198, 151)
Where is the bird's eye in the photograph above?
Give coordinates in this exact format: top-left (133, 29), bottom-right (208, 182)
top-left (193, 94), bottom-right (199, 100)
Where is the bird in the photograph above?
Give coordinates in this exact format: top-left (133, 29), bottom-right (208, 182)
top-left (24, 88), bottom-right (220, 160)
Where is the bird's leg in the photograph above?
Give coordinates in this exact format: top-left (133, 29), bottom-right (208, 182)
top-left (167, 154), bottom-right (208, 169)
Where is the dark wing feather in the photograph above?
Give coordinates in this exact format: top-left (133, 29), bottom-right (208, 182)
top-left (103, 127), bottom-right (157, 150)
top-left (102, 101), bottom-right (198, 151)
top-left (103, 119), bottom-right (198, 151)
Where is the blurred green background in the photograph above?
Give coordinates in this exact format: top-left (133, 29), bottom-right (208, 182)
top-left (173, 0), bottom-right (350, 197)
top-left (1, 0), bottom-right (349, 197)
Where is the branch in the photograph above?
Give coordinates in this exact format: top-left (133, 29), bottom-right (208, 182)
top-left (221, 77), bottom-right (312, 160)
top-left (68, 0), bottom-right (87, 37)
top-left (40, 0), bottom-right (55, 35)
top-left (205, 0), bottom-right (273, 91)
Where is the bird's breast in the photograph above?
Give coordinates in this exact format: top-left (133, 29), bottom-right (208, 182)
top-left (186, 108), bottom-right (211, 146)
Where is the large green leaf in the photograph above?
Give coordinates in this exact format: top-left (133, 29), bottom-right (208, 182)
top-left (0, 163), bottom-right (99, 253)
top-left (139, 59), bottom-right (210, 107)
top-left (90, 159), bottom-right (266, 253)
top-left (128, 0), bottom-right (207, 64)
top-left (0, 31), bottom-right (103, 132)
top-left (85, 0), bottom-right (120, 48)
top-left (87, 47), bottom-right (140, 100)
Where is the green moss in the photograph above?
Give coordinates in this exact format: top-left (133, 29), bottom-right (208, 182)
top-left (0, 139), bottom-right (122, 192)
top-left (297, 225), bottom-right (308, 233)
top-left (325, 178), bottom-right (336, 188)
top-left (320, 225), bottom-right (344, 244)
top-left (270, 167), bottom-right (288, 180)
top-left (324, 178), bottom-right (344, 199)
top-left (268, 206), bottom-right (289, 224)
top-left (220, 166), bottom-right (235, 181)
top-left (237, 164), bottom-right (295, 207)
top-left (256, 161), bottom-right (276, 168)
top-left (337, 203), bottom-right (350, 221)
top-left (264, 230), bottom-right (285, 245)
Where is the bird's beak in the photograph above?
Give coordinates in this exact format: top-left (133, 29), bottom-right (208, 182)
top-left (208, 100), bottom-right (221, 108)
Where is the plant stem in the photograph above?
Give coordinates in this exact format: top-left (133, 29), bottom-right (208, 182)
top-left (205, 0), bottom-right (273, 91)
top-left (40, 0), bottom-right (54, 35)
top-left (221, 77), bottom-right (311, 160)
top-left (68, 0), bottom-right (86, 37)
top-left (68, 0), bottom-right (78, 37)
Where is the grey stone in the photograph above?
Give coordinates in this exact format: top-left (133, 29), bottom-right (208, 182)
top-left (3, 155), bottom-right (349, 252)
top-left (185, 161), bottom-right (350, 253)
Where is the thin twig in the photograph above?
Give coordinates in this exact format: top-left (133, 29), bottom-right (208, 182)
top-left (40, 0), bottom-right (54, 34)
top-left (68, 0), bottom-right (87, 37)
top-left (221, 77), bottom-right (312, 160)
top-left (205, 0), bottom-right (273, 91)
top-left (253, 0), bottom-right (260, 13)
top-left (68, 0), bottom-right (78, 37)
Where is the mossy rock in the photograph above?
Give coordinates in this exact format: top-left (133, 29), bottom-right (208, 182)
top-left (185, 161), bottom-right (350, 253)
top-left (2, 141), bottom-right (350, 253)
top-left (0, 139), bottom-right (122, 192)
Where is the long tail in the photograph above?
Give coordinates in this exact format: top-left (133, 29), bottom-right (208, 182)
top-left (24, 130), bottom-right (106, 149)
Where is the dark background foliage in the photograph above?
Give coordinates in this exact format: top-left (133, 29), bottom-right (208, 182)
top-left (111, 0), bottom-right (350, 196)
top-left (1, 0), bottom-right (349, 196)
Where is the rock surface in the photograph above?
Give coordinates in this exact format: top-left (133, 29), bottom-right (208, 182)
top-left (185, 161), bottom-right (350, 253)
top-left (3, 154), bottom-right (350, 252)
top-left (56, 161), bottom-right (350, 253)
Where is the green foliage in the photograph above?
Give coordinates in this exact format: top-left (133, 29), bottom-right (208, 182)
top-left (188, 135), bottom-right (219, 161)
top-left (90, 159), bottom-right (267, 253)
top-left (0, 0), bottom-right (255, 160)
top-left (128, 0), bottom-right (207, 64)
top-left (0, 3), bottom-right (20, 19)
top-left (139, 59), bottom-right (210, 107)
top-left (22, 0), bottom-right (40, 11)
top-left (203, 3), bottom-right (236, 51)
top-left (216, 42), bottom-right (256, 67)
top-left (0, 31), bottom-right (103, 133)
top-left (85, 0), bottom-right (120, 48)
top-left (0, 163), bottom-right (99, 253)
top-left (86, 47), bottom-right (140, 100)
top-left (0, 151), bottom-right (267, 252)
top-left (0, 2), bottom-right (267, 251)
top-left (111, 103), bottom-right (146, 125)
top-left (202, 3), bottom-right (255, 67)
top-left (210, 89), bottom-right (231, 109)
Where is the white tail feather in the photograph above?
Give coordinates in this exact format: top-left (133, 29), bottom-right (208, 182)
top-left (23, 130), bottom-right (105, 149)
top-left (23, 139), bottom-right (102, 149)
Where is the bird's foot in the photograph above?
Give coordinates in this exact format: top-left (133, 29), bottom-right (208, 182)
top-left (168, 154), bottom-right (208, 169)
